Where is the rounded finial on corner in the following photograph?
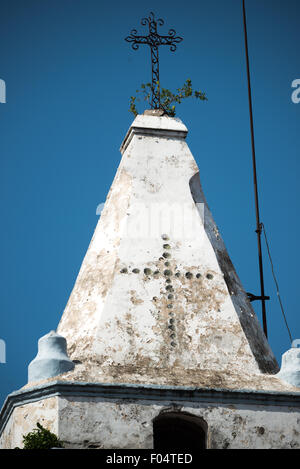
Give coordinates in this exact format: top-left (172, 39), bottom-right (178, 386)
top-left (276, 340), bottom-right (300, 388)
top-left (28, 330), bottom-right (75, 383)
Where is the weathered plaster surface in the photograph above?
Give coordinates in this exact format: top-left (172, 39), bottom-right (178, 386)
top-left (3, 115), bottom-right (298, 450)
top-left (189, 172), bottom-right (277, 374)
top-left (2, 392), bottom-right (299, 449)
top-left (65, 400), bottom-right (298, 449)
top-left (54, 114), bottom-right (280, 391)
top-left (18, 364), bottom-right (300, 393)
top-left (0, 397), bottom-right (58, 449)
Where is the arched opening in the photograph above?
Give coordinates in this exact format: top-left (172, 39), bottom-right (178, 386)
top-left (153, 412), bottom-right (207, 450)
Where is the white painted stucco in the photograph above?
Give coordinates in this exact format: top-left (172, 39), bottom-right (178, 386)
top-left (1, 395), bottom-right (299, 449)
top-left (1, 114), bottom-right (299, 451)
top-left (55, 114), bottom-right (281, 390)
top-left (0, 397), bottom-right (58, 449)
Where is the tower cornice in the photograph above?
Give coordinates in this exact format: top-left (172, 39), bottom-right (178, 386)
top-left (120, 114), bottom-right (188, 154)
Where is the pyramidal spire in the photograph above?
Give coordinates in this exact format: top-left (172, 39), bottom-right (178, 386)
top-left (56, 112), bottom-right (280, 390)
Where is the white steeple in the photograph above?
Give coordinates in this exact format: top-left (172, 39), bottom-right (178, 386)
top-left (1, 113), bottom-right (300, 451)
top-left (55, 113), bottom-right (282, 390)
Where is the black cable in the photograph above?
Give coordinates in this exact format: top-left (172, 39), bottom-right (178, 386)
top-left (261, 223), bottom-right (293, 343)
top-left (242, 0), bottom-right (268, 338)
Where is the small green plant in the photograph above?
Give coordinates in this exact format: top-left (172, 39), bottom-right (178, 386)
top-left (129, 79), bottom-right (207, 117)
top-left (22, 422), bottom-right (64, 449)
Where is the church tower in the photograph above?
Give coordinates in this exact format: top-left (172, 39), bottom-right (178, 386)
top-left (1, 112), bottom-right (300, 449)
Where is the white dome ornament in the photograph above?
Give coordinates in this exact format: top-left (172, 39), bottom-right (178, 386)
top-left (28, 331), bottom-right (75, 383)
top-left (277, 340), bottom-right (300, 388)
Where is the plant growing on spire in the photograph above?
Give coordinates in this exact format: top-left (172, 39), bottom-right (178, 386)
top-left (129, 79), bottom-right (207, 117)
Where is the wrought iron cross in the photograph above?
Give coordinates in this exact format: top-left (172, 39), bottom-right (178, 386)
top-left (125, 12), bottom-right (183, 110)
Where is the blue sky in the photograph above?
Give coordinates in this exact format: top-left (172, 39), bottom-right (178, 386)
top-left (0, 0), bottom-right (299, 408)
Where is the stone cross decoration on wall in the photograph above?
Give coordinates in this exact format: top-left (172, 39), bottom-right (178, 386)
top-left (125, 12), bottom-right (183, 110)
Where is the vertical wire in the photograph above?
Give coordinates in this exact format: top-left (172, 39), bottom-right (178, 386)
top-left (242, 0), bottom-right (268, 338)
top-left (261, 224), bottom-right (293, 343)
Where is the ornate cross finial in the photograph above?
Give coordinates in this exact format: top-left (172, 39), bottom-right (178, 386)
top-left (125, 12), bottom-right (183, 110)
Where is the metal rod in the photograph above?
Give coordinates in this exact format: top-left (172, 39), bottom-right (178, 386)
top-left (242, 0), bottom-right (268, 338)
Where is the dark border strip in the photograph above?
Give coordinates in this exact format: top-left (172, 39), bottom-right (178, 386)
top-left (1, 381), bottom-right (300, 436)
